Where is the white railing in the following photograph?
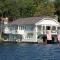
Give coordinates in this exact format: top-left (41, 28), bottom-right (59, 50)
top-left (4, 29), bottom-right (11, 34)
top-left (25, 30), bottom-right (34, 33)
top-left (51, 30), bottom-right (57, 35)
top-left (37, 30), bottom-right (57, 35)
top-left (10, 30), bottom-right (17, 34)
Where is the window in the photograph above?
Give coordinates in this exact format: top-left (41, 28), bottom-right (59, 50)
top-left (58, 27), bottom-right (60, 30)
top-left (38, 25), bottom-right (41, 31)
top-left (19, 26), bottom-right (25, 30)
top-left (26, 25), bottom-right (33, 31)
top-left (19, 26), bottom-right (21, 30)
top-left (43, 26), bottom-right (45, 30)
top-left (27, 33), bottom-right (33, 39)
top-left (10, 25), bottom-right (18, 30)
top-left (21, 26), bottom-right (24, 30)
top-left (52, 26), bottom-right (56, 31)
top-left (46, 26), bottom-right (50, 30)
top-left (57, 27), bottom-right (60, 33)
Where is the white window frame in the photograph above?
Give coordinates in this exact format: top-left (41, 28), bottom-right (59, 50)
top-left (26, 33), bottom-right (33, 39)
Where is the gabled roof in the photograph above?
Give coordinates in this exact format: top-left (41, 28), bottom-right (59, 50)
top-left (10, 16), bottom-right (58, 25)
top-left (10, 16), bottom-right (43, 25)
top-left (36, 18), bottom-right (60, 26)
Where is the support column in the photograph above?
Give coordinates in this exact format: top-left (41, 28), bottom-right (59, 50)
top-left (36, 25), bottom-right (37, 42)
top-left (24, 25), bottom-right (26, 39)
top-left (17, 25), bottom-right (20, 34)
top-left (45, 25), bottom-right (46, 34)
top-left (56, 26), bottom-right (57, 34)
top-left (51, 26), bottom-right (52, 33)
top-left (56, 26), bottom-right (57, 31)
top-left (18, 25), bottom-right (19, 30)
top-left (41, 25), bottom-right (43, 34)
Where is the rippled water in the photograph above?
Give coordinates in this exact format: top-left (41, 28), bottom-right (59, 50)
top-left (0, 43), bottom-right (60, 60)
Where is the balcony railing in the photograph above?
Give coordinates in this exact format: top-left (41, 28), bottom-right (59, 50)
top-left (51, 30), bottom-right (57, 35)
top-left (10, 30), bottom-right (17, 34)
top-left (37, 30), bottom-right (57, 35)
top-left (25, 30), bottom-right (34, 33)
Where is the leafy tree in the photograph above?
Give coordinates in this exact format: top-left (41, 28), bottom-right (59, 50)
top-left (4, 0), bottom-right (20, 19)
top-left (16, 0), bottom-right (36, 17)
top-left (0, 0), bottom-right (20, 19)
top-left (0, 0), bottom-right (56, 19)
top-left (0, 0), bottom-right (5, 17)
top-left (54, 0), bottom-right (60, 22)
top-left (34, 0), bottom-right (55, 17)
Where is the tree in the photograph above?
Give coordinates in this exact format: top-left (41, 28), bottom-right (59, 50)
top-left (0, 0), bottom-right (5, 17)
top-left (4, 0), bottom-right (20, 19)
top-left (16, 0), bottom-right (36, 17)
top-left (0, 0), bottom-right (20, 19)
top-left (0, 0), bottom-right (56, 19)
top-left (54, 0), bottom-right (60, 22)
top-left (33, 0), bottom-right (55, 17)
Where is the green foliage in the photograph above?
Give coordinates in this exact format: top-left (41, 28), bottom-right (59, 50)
top-left (34, 0), bottom-right (55, 16)
top-left (0, 34), bottom-right (4, 43)
top-left (0, 0), bottom-right (58, 19)
top-left (55, 0), bottom-right (60, 10)
top-left (54, 0), bottom-right (60, 22)
top-left (16, 0), bottom-right (36, 17)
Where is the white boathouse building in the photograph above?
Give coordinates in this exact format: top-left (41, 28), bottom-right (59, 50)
top-left (3, 16), bottom-right (60, 42)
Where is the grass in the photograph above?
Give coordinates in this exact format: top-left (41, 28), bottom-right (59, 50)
top-left (0, 34), bottom-right (4, 43)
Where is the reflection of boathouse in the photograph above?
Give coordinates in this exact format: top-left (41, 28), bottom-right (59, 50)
top-left (2, 16), bottom-right (60, 43)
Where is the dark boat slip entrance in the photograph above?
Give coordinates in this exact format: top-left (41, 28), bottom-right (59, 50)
top-left (42, 34), bottom-right (58, 44)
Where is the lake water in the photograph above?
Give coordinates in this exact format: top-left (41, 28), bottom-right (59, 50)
top-left (0, 43), bottom-right (60, 60)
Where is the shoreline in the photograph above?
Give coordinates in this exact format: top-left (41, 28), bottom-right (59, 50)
top-left (0, 40), bottom-right (59, 44)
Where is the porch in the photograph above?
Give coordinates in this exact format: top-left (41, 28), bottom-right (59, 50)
top-left (36, 25), bottom-right (59, 35)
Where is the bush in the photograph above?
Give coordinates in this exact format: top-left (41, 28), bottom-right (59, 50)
top-left (0, 38), bottom-right (4, 43)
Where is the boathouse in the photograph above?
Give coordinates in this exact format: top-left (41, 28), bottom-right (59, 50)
top-left (3, 16), bottom-right (60, 43)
